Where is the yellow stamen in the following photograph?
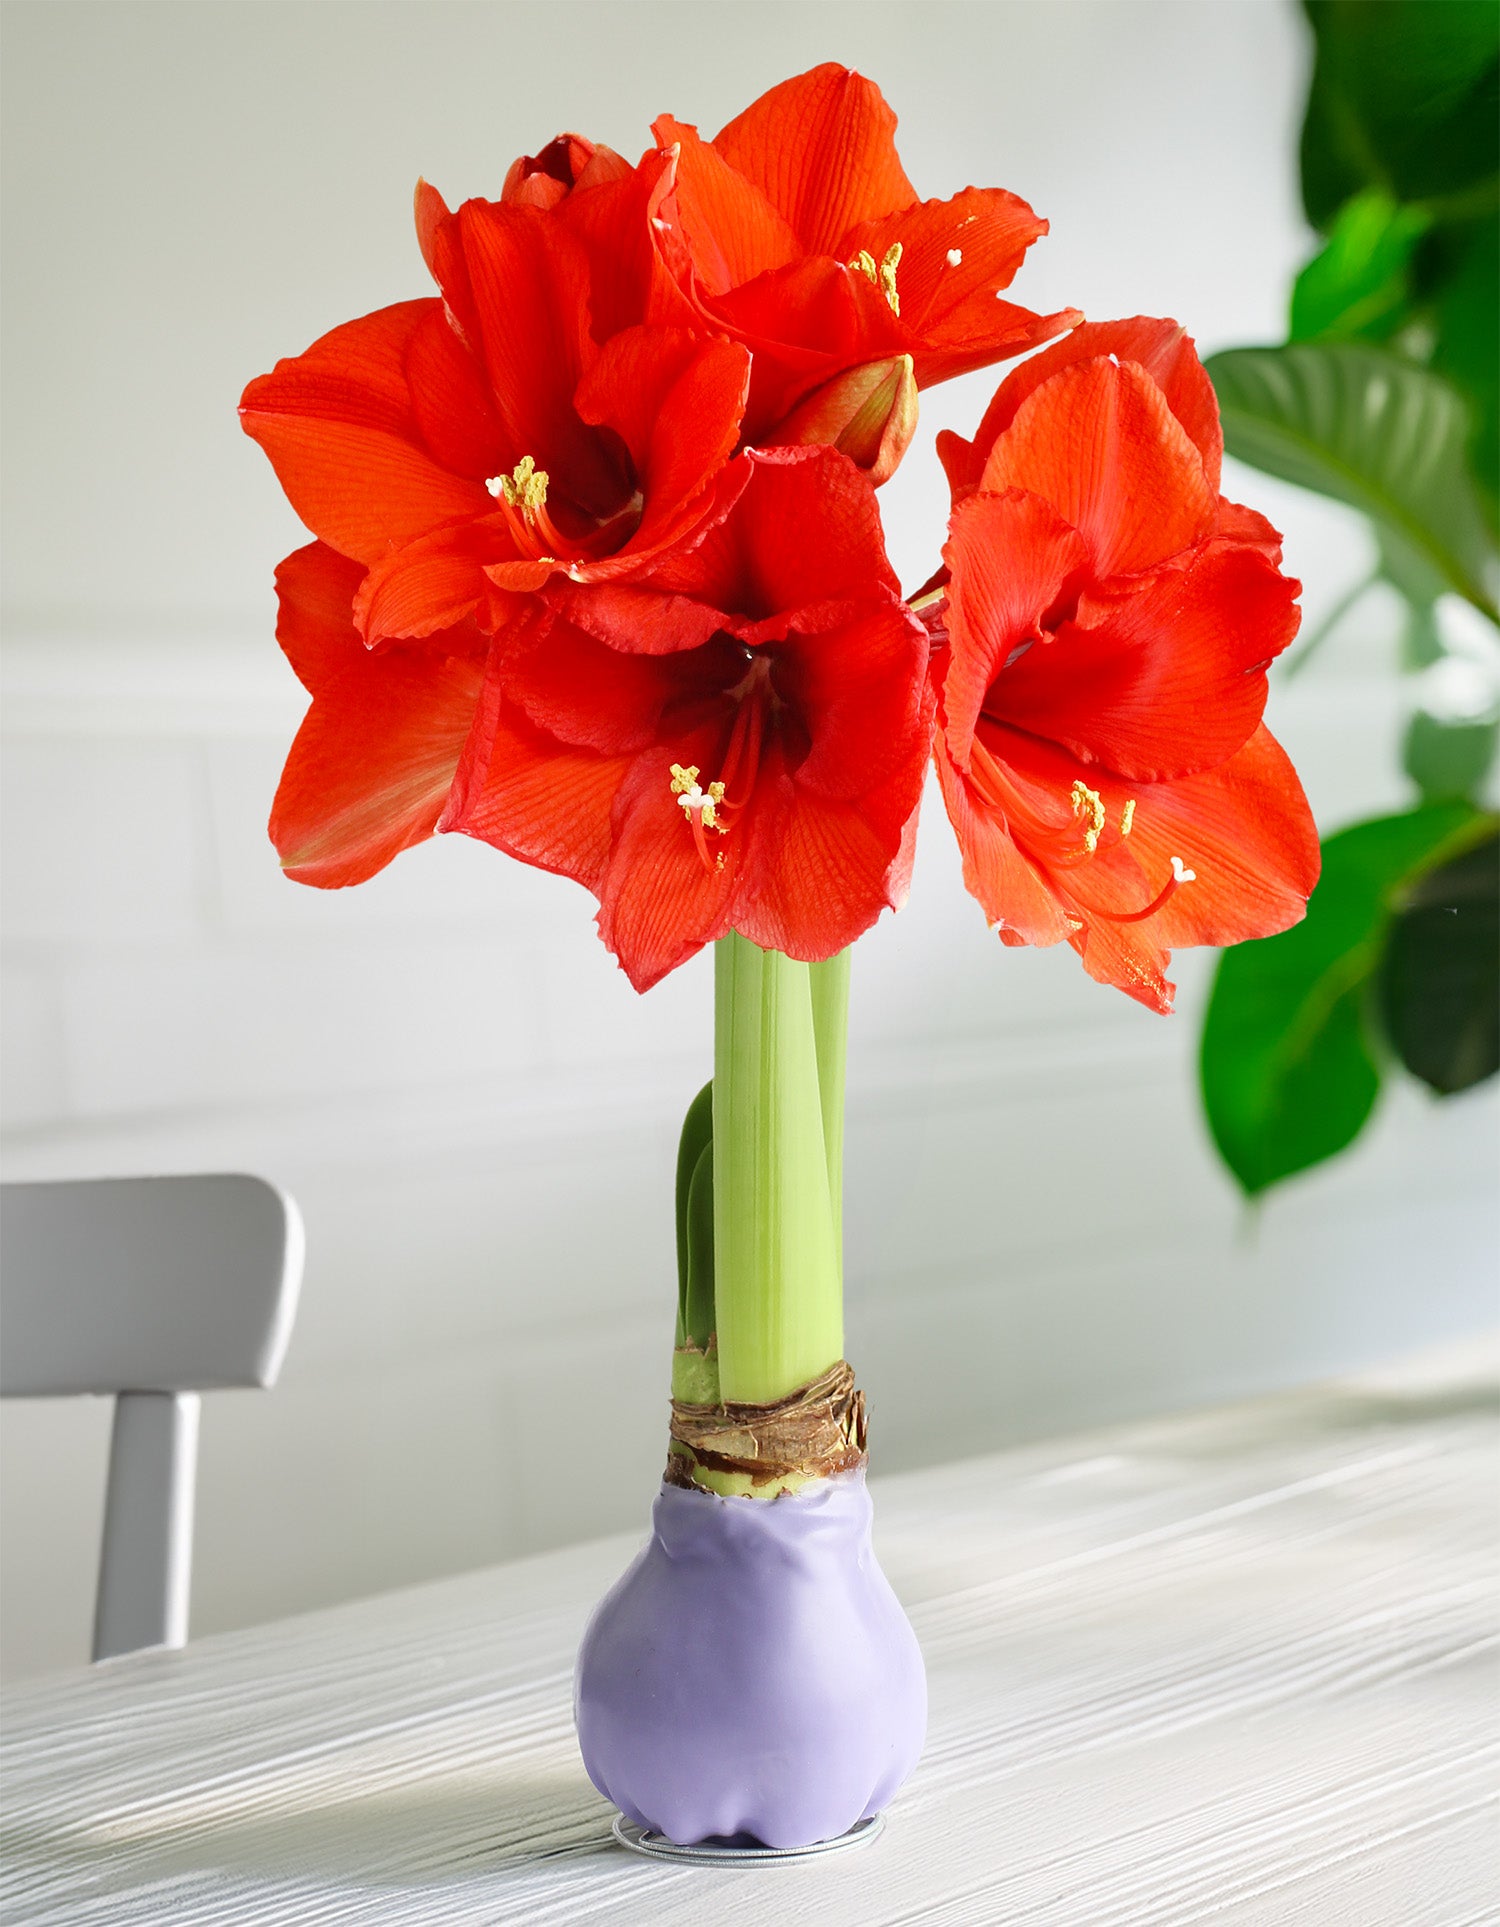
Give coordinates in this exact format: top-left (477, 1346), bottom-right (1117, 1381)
top-left (1119, 798), bottom-right (1136, 838)
top-left (486, 454), bottom-right (550, 521)
top-left (669, 764), bottom-right (728, 834)
top-left (1071, 779), bottom-right (1105, 854)
top-left (849, 242), bottom-right (903, 316)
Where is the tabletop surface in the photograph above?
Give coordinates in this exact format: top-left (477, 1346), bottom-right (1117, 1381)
top-left (3, 1349), bottom-right (1497, 1926)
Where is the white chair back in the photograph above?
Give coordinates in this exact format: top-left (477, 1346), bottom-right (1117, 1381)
top-left (1, 1173), bottom-right (303, 1661)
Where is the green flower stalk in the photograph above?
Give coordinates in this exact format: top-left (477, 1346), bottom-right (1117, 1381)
top-left (669, 935), bottom-right (861, 1495)
top-left (714, 934), bottom-right (845, 1404)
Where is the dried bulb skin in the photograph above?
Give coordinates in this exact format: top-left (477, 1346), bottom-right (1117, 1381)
top-left (574, 1470), bottom-right (927, 1848)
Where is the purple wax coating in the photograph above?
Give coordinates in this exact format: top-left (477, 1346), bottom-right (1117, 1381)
top-left (575, 1468), bottom-right (927, 1849)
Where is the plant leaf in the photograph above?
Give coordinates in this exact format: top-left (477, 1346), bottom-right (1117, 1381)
top-left (683, 1140), bottom-right (717, 1348)
top-left (674, 1079), bottom-right (713, 1339)
top-left (1201, 803), bottom-right (1481, 1195)
top-left (1378, 826), bottom-right (1500, 1093)
top-left (1299, 0), bottom-right (1499, 232)
top-left (1289, 189), bottom-right (1430, 343)
top-left (1428, 217), bottom-right (1500, 532)
top-left (1207, 343), bottom-right (1499, 621)
top-left (1403, 709), bottom-right (1499, 800)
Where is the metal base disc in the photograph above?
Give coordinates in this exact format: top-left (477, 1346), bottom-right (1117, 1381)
top-left (612, 1810), bottom-right (885, 1863)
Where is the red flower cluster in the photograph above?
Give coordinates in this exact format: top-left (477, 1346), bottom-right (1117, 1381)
top-left (243, 65), bottom-right (1317, 1006)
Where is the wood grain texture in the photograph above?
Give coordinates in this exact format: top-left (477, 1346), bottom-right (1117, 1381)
top-left (3, 1351), bottom-right (1496, 1925)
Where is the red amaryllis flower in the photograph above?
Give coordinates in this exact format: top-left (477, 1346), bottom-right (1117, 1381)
top-left (240, 194), bottom-right (750, 648)
top-left (931, 318), bottom-right (1319, 1013)
top-left (649, 63), bottom-right (1081, 457)
top-left (443, 446), bottom-right (934, 990)
top-left (269, 542), bottom-right (487, 886)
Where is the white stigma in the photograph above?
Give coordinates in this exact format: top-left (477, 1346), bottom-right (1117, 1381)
top-left (1170, 856), bottom-right (1196, 884)
top-left (946, 247), bottom-right (963, 267)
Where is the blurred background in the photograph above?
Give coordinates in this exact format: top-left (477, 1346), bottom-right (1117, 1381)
top-left (2, 0), bottom-right (1495, 1682)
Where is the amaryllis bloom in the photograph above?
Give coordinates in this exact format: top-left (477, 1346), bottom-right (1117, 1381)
top-left (240, 193), bottom-right (750, 649)
top-left (930, 318), bottom-right (1320, 1013)
top-left (443, 446), bottom-right (934, 990)
top-left (649, 63), bottom-right (1081, 457)
top-left (268, 543), bottom-right (487, 886)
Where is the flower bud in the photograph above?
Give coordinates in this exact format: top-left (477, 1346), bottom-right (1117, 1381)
top-left (502, 134), bottom-right (630, 209)
top-left (771, 354), bottom-right (918, 486)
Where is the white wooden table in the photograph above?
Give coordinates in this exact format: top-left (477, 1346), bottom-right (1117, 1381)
top-left (4, 1351), bottom-right (1497, 1925)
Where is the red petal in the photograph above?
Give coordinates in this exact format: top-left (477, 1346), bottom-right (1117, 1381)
top-left (936, 717), bottom-right (1318, 1013)
top-left (932, 718), bottom-right (1076, 948)
top-left (840, 187), bottom-right (1043, 315)
top-left (573, 327), bottom-right (750, 552)
top-left (941, 488), bottom-right (1090, 764)
top-left (541, 576), bottom-right (728, 655)
top-left (415, 180), bottom-right (481, 344)
top-left (713, 64), bottom-right (916, 257)
top-left (990, 543), bottom-right (1298, 781)
top-left (240, 303), bottom-right (489, 563)
top-left (838, 186), bottom-right (1078, 384)
top-left (559, 147), bottom-right (699, 339)
top-left (1107, 725), bottom-right (1320, 949)
top-left (643, 445), bottom-right (900, 623)
top-left (1057, 730), bottom-right (1318, 1014)
top-left (967, 318), bottom-right (1223, 493)
top-left (270, 543), bottom-right (486, 887)
top-left (500, 609), bottom-right (676, 755)
top-left (1215, 496), bottom-right (1284, 559)
top-left (274, 543), bottom-right (368, 694)
top-left (403, 303), bottom-right (505, 482)
top-left (354, 519), bottom-right (511, 644)
top-left (502, 134), bottom-right (617, 206)
top-left (511, 451), bottom-right (750, 610)
top-left (596, 731), bottom-right (774, 990)
top-left (936, 424), bottom-right (985, 500)
top-left (710, 253), bottom-right (901, 436)
top-left (774, 597), bottom-right (934, 800)
top-left (736, 762), bottom-right (921, 959)
top-left (916, 299), bottom-right (1081, 389)
top-left (454, 202), bottom-right (624, 516)
top-left (652, 114), bottom-right (801, 292)
top-left (980, 357), bottom-right (1217, 576)
top-left (444, 685), bottom-right (629, 897)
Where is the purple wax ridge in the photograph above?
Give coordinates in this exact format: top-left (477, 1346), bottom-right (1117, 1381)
top-left (574, 1468), bottom-right (927, 1849)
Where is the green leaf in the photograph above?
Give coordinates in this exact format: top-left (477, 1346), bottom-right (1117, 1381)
top-left (1201, 803), bottom-right (1481, 1195)
top-left (1403, 709), bottom-right (1499, 801)
top-left (1289, 189), bottom-right (1430, 343)
top-left (1428, 217), bottom-right (1500, 531)
top-left (674, 1079), bottom-right (713, 1341)
top-left (1300, 0), bottom-right (1499, 232)
top-left (1207, 344), bottom-right (1500, 622)
top-left (1378, 826), bottom-right (1500, 1093)
top-left (682, 1141), bottom-right (716, 1348)
top-left (1393, 585), bottom-right (1445, 670)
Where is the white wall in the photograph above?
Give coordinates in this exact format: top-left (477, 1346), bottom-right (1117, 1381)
top-left (3, 0), bottom-right (1495, 1683)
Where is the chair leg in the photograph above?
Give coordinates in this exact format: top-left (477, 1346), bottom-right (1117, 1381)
top-left (93, 1391), bottom-right (200, 1662)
